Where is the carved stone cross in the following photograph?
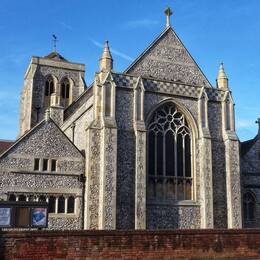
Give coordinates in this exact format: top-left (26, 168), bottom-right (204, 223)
top-left (52, 34), bottom-right (58, 52)
top-left (164, 7), bottom-right (173, 27)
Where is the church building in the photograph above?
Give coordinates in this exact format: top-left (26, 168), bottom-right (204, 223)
top-left (0, 8), bottom-right (259, 230)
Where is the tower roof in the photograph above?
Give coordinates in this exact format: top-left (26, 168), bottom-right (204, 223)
top-left (43, 51), bottom-right (68, 62)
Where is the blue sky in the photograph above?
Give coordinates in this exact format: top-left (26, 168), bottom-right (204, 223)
top-left (0, 0), bottom-right (259, 141)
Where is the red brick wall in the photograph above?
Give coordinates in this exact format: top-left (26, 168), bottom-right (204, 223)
top-left (1, 229), bottom-right (260, 259)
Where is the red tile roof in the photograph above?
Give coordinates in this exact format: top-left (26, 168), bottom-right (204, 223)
top-left (0, 140), bottom-right (14, 154)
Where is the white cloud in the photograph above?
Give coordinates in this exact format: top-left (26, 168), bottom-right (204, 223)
top-left (90, 39), bottom-right (134, 62)
top-left (236, 119), bottom-right (255, 129)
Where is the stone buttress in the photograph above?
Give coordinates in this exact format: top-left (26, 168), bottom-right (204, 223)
top-left (84, 42), bottom-right (117, 229)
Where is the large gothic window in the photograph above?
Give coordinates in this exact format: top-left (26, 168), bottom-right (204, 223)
top-left (243, 192), bottom-right (256, 222)
top-left (147, 103), bottom-right (192, 202)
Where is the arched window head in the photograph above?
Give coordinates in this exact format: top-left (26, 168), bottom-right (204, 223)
top-left (45, 76), bottom-right (54, 97)
top-left (147, 102), bottom-right (192, 202)
top-left (243, 192), bottom-right (256, 222)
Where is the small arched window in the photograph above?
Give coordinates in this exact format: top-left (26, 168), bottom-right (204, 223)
top-left (58, 196), bottom-right (65, 213)
top-left (243, 192), bottom-right (256, 222)
top-left (8, 194), bottom-right (16, 201)
top-left (18, 194), bottom-right (26, 201)
top-left (39, 195), bottom-right (46, 202)
top-left (147, 102), bottom-right (192, 202)
top-left (67, 196), bottom-right (75, 214)
top-left (48, 196), bottom-right (56, 213)
top-left (45, 76), bottom-right (54, 96)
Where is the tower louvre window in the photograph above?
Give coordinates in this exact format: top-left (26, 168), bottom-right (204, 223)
top-left (147, 102), bottom-right (192, 202)
top-left (61, 78), bottom-right (70, 99)
top-left (45, 76), bottom-right (54, 96)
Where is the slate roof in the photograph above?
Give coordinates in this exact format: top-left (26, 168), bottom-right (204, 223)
top-left (241, 135), bottom-right (259, 157)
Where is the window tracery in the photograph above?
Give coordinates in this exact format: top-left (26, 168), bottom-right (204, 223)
top-left (147, 103), bottom-right (192, 202)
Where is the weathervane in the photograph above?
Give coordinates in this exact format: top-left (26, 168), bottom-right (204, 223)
top-left (164, 7), bottom-right (173, 27)
top-left (52, 34), bottom-right (58, 52)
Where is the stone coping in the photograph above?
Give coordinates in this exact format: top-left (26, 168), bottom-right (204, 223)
top-left (1, 228), bottom-right (260, 237)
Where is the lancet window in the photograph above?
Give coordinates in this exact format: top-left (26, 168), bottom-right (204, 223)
top-left (243, 192), bottom-right (256, 222)
top-left (147, 103), bottom-right (192, 202)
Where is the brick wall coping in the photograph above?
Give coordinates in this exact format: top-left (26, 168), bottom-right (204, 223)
top-left (1, 228), bottom-right (260, 238)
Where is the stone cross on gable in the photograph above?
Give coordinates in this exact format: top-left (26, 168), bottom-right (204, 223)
top-left (256, 118), bottom-right (260, 135)
top-left (52, 34), bottom-right (58, 52)
top-left (164, 7), bottom-right (173, 27)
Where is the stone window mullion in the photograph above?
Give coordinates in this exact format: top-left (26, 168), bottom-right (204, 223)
top-left (65, 197), bottom-right (68, 214)
top-left (182, 134), bottom-right (186, 200)
top-left (174, 134), bottom-right (178, 200)
top-left (163, 132), bottom-right (166, 199)
top-left (55, 197), bottom-right (58, 214)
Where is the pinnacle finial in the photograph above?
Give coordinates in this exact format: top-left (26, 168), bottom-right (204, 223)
top-left (256, 118), bottom-right (260, 136)
top-left (217, 62), bottom-right (229, 89)
top-left (164, 7), bottom-right (173, 27)
top-left (99, 40), bottom-right (113, 72)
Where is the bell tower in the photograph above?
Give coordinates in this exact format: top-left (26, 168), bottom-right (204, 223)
top-left (19, 51), bottom-right (86, 136)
